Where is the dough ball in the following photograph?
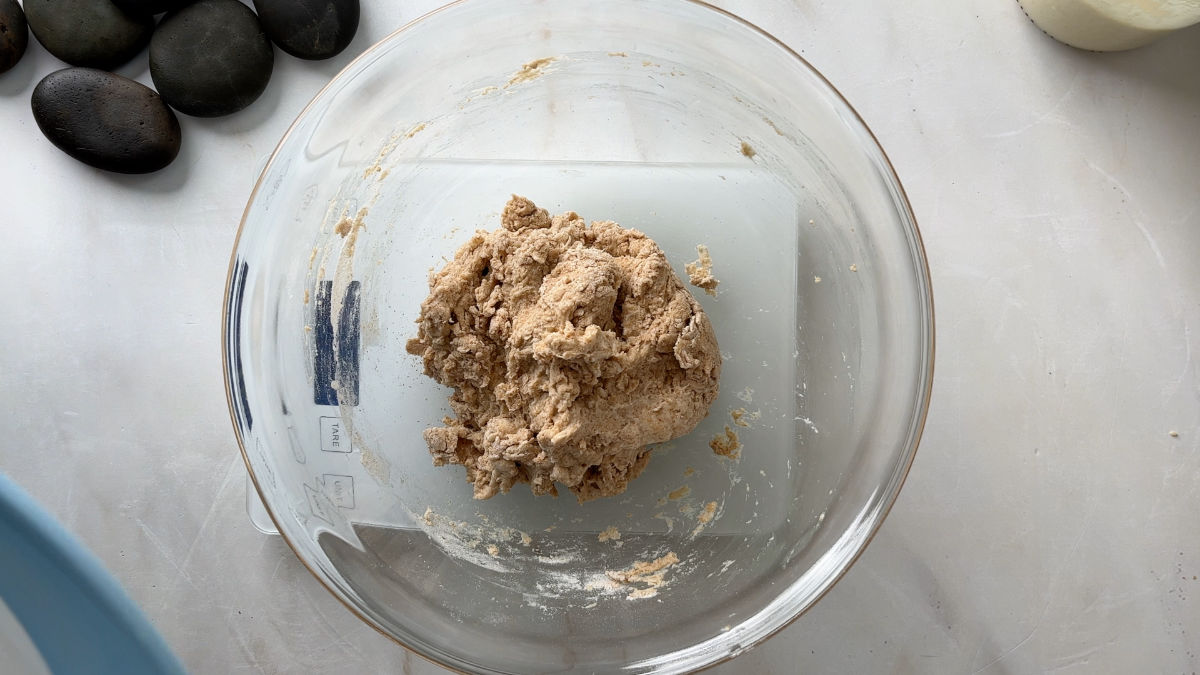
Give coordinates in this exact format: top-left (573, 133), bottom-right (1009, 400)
top-left (407, 196), bottom-right (721, 501)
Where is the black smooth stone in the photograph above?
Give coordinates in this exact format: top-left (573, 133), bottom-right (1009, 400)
top-left (32, 68), bottom-right (181, 174)
top-left (24, 0), bottom-right (153, 70)
top-left (150, 0), bottom-right (273, 117)
top-left (111, 0), bottom-right (193, 16)
top-left (252, 0), bottom-right (358, 60)
top-left (0, 0), bottom-right (28, 73)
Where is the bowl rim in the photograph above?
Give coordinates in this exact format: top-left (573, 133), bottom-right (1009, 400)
top-left (221, 0), bottom-right (936, 672)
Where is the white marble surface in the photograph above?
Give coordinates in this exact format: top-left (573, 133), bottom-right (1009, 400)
top-left (2, 0), bottom-right (1199, 672)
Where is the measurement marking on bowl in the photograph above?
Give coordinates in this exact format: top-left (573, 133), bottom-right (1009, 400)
top-left (319, 474), bottom-right (355, 509)
top-left (319, 416), bottom-right (351, 453)
top-left (304, 483), bottom-right (337, 526)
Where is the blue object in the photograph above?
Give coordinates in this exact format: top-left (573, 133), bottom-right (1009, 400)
top-left (0, 472), bottom-right (186, 674)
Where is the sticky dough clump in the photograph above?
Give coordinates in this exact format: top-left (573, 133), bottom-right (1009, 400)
top-left (406, 196), bottom-right (721, 501)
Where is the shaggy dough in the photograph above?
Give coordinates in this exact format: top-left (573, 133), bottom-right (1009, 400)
top-left (407, 196), bottom-right (722, 501)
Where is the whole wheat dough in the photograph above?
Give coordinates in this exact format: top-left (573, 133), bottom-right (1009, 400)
top-left (406, 196), bottom-right (721, 501)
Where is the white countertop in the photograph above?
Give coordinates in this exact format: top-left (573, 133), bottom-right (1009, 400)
top-left (3, 0), bottom-right (1199, 672)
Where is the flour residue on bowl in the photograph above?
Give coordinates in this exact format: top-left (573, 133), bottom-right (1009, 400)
top-left (362, 133), bottom-right (401, 179)
top-left (417, 506), bottom-right (539, 573)
top-left (653, 512), bottom-right (676, 531)
top-left (404, 122), bottom-right (428, 139)
top-left (416, 504), bottom-right (695, 606)
top-left (507, 57), bottom-right (558, 86)
top-left (730, 407), bottom-right (760, 428)
top-left (603, 552), bottom-right (680, 600)
top-left (359, 444), bottom-right (391, 485)
top-left (691, 501), bottom-right (718, 537)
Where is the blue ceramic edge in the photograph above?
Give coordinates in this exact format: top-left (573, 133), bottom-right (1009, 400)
top-left (0, 472), bottom-right (187, 675)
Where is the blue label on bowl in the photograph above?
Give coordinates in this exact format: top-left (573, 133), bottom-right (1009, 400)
top-left (314, 280), bottom-right (361, 407)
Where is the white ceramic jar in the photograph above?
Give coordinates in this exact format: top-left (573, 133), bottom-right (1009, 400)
top-left (1018, 0), bottom-right (1200, 50)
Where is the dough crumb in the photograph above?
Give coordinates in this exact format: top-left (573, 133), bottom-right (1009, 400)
top-left (691, 500), bottom-right (718, 536)
top-left (667, 485), bottom-right (691, 500)
top-left (814, 275), bottom-right (822, 284)
top-left (507, 57), bottom-right (557, 86)
top-left (363, 134), bottom-right (401, 178)
top-left (740, 141), bottom-right (756, 158)
top-left (685, 244), bottom-right (719, 297)
top-left (683, 466), bottom-right (695, 477)
top-left (404, 122), bottom-right (427, 139)
top-left (606, 552), bottom-right (679, 599)
top-left (422, 507), bottom-right (434, 526)
top-left (486, 544), bottom-right (500, 556)
top-left (736, 387), bottom-right (754, 403)
top-left (610, 552), bottom-right (678, 580)
top-left (334, 207), bottom-right (367, 239)
top-left (849, 264), bottom-right (858, 272)
top-left (731, 408), bottom-right (761, 427)
top-left (520, 531), bottom-right (533, 546)
top-left (407, 196), bottom-right (722, 502)
top-left (1169, 430), bottom-right (1180, 438)
top-left (598, 525), bottom-right (621, 542)
top-left (710, 426), bottom-right (742, 459)
top-left (608, 51), bottom-right (628, 57)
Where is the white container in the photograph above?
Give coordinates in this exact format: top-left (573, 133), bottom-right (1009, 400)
top-left (1018, 0), bottom-right (1200, 50)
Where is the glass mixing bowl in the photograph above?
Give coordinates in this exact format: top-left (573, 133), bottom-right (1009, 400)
top-left (223, 0), bottom-right (934, 672)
